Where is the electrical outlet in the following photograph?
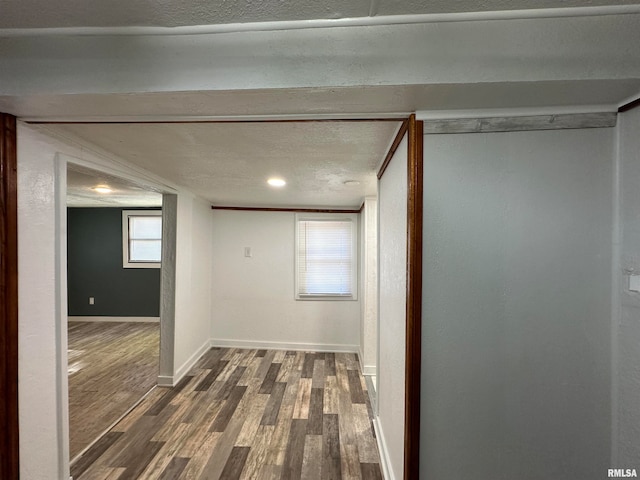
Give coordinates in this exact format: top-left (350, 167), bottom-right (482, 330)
top-left (89, 297), bottom-right (95, 305)
top-left (244, 247), bottom-right (252, 258)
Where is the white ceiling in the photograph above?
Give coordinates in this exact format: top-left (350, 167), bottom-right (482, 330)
top-left (3, 0), bottom-right (639, 210)
top-left (5, 80), bottom-right (640, 122)
top-left (52, 121), bottom-right (400, 208)
top-left (1, 0), bottom-right (637, 29)
top-left (67, 164), bottom-right (163, 207)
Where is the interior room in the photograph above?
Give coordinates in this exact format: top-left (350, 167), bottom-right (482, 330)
top-left (66, 165), bottom-right (164, 459)
top-left (1, 2), bottom-right (640, 480)
top-left (33, 119), bottom-right (400, 478)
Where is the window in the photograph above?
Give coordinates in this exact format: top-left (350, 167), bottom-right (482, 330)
top-left (295, 214), bottom-right (357, 300)
top-left (122, 210), bottom-right (162, 268)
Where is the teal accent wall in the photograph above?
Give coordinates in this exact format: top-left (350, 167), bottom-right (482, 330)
top-left (67, 207), bottom-right (161, 317)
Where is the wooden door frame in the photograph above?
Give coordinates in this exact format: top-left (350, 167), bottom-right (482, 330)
top-left (404, 114), bottom-right (423, 479)
top-left (377, 113), bottom-right (423, 479)
top-left (1, 112), bottom-right (19, 479)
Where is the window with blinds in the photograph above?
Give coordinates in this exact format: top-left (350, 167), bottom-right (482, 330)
top-left (295, 214), bottom-right (357, 299)
top-left (122, 210), bottom-right (162, 268)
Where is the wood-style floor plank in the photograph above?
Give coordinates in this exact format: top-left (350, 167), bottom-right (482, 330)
top-left (158, 457), bottom-right (190, 479)
top-left (68, 321), bottom-right (159, 458)
top-left (220, 446), bottom-right (251, 480)
top-left (300, 435), bottom-right (322, 480)
top-left (72, 348), bottom-right (383, 480)
top-left (360, 462), bottom-right (384, 480)
top-left (281, 419), bottom-right (307, 480)
top-left (322, 414), bottom-right (342, 480)
top-left (70, 431), bottom-right (124, 479)
top-left (261, 382), bottom-right (286, 426)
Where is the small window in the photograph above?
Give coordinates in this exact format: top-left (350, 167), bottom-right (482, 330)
top-left (295, 213), bottom-right (357, 300)
top-left (122, 210), bottom-right (162, 268)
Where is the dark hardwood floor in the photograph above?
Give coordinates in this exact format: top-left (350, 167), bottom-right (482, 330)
top-left (68, 321), bottom-right (160, 459)
top-left (71, 347), bottom-right (383, 479)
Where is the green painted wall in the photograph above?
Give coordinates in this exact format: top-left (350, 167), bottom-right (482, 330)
top-left (67, 207), bottom-right (161, 317)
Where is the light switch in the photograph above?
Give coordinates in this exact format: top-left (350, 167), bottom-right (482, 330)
top-left (244, 247), bottom-right (252, 258)
top-left (89, 297), bottom-right (95, 305)
top-left (630, 275), bottom-right (640, 293)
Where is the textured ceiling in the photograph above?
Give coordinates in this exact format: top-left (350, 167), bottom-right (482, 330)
top-left (51, 121), bottom-right (400, 208)
top-left (5, 0), bottom-right (638, 209)
top-left (67, 164), bottom-right (163, 207)
top-left (5, 80), bottom-right (640, 121)
top-left (0, 0), bottom-right (637, 29)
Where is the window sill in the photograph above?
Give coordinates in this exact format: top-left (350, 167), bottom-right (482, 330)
top-left (123, 262), bottom-right (161, 269)
top-left (295, 294), bottom-right (357, 301)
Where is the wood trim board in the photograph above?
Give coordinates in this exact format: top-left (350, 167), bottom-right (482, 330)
top-left (0, 112), bottom-right (19, 480)
top-left (619, 97), bottom-right (640, 113)
top-left (423, 112), bottom-right (616, 134)
top-left (377, 113), bottom-right (423, 479)
top-left (404, 114), bottom-right (423, 480)
top-left (211, 206), bottom-right (361, 214)
top-left (27, 118), bottom-right (405, 125)
top-left (377, 119), bottom-right (408, 180)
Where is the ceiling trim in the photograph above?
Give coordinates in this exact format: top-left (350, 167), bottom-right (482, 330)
top-left (416, 104), bottom-right (618, 121)
top-left (423, 112), bottom-right (617, 134)
top-left (211, 206), bottom-right (361, 214)
top-left (25, 115), bottom-right (407, 125)
top-left (2, 5), bottom-right (639, 37)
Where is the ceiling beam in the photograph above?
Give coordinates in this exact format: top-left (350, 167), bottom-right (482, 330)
top-left (2, 5), bottom-right (639, 37)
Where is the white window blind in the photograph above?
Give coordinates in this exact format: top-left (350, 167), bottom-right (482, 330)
top-left (129, 216), bottom-right (162, 262)
top-left (122, 210), bottom-right (162, 268)
top-left (296, 217), bottom-right (356, 298)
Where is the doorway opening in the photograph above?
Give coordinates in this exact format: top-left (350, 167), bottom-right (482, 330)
top-left (59, 158), bottom-right (176, 467)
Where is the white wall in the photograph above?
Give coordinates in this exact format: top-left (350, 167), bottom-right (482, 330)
top-left (172, 193), bottom-right (213, 379)
top-left (210, 210), bottom-right (360, 351)
top-left (377, 135), bottom-right (408, 480)
top-left (421, 128), bottom-right (614, 479)
top-left (360, 196), bottom-right (378, 375)
top-left (616, 106), bottom-right (640, 466)
top-left (17, 123), bottom-right (212, 479)
top-left (18, 124), bottom-right (65, 480)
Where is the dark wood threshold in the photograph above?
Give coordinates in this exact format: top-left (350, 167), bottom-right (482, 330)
top-left (0, 112), bottom-right (19, 480)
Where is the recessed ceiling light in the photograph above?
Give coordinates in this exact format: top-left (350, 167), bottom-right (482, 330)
top-left (343, 180), bottom-right (360, 186)
top-left (267, 178), bottom-right (286, 187)
top-left (92, 185), bottom-right (112, 194)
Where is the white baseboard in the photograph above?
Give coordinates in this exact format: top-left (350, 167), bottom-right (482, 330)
top-left (157, 375), bottom-right (174, 387)
top-left (373, 417), bottom-right (394, 480)
top-left (209, 338), bottom-right (358, 353)
top-left (364, 375), bottom-right (377, 412)
top-left (157, 339), bottom-right (211, 387)
top-left (357, 349), bottom-right (377, 376)
top-left (361, 364), bottom-right (376, 376)
top-left (68, 316), bottom-right (160, 323)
